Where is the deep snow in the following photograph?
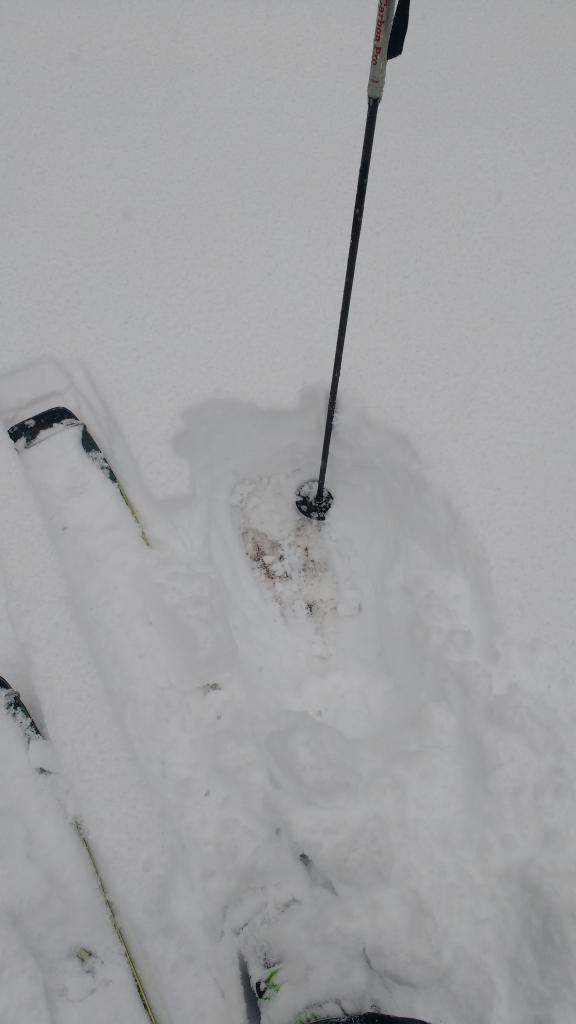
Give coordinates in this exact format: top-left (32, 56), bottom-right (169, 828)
top-left (1, 2), bottom-right (576, 1023)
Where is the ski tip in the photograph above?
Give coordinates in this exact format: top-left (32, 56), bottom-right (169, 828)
top-left (8, 407), bottom-right (80, 449)
top-left (0, 675), bottom-right (44, 741)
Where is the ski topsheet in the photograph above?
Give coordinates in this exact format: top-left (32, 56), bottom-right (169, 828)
top-left (8, 405), bottom-right (149, 544)
top-left (0, 675), bottom-right (160, 1024)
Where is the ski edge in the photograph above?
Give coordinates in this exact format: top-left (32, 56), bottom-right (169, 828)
top-left (0, 675), bottom-right (160, 1024)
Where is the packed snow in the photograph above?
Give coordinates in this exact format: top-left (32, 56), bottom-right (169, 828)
top-left (1, 3), bottom-right (576, 1024)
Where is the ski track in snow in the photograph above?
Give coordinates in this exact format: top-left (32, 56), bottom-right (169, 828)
top-left (2, 363), bottom-right (576, 1023)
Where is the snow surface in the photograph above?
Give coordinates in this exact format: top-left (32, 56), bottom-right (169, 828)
top-left (1, 2), bottom-right (576, 1023)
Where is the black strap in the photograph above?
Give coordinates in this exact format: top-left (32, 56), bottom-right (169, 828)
top-left (387, 0), bottom-right (411, 60)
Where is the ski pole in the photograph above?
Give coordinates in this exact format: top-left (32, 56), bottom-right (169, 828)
top-left (296, 0), bottom-right (410, 521)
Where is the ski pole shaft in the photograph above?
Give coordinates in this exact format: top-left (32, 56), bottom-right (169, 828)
top-left (315, 0), bottom-right (396, 505)
top-left (315, 97), bottom-right (379, 502)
